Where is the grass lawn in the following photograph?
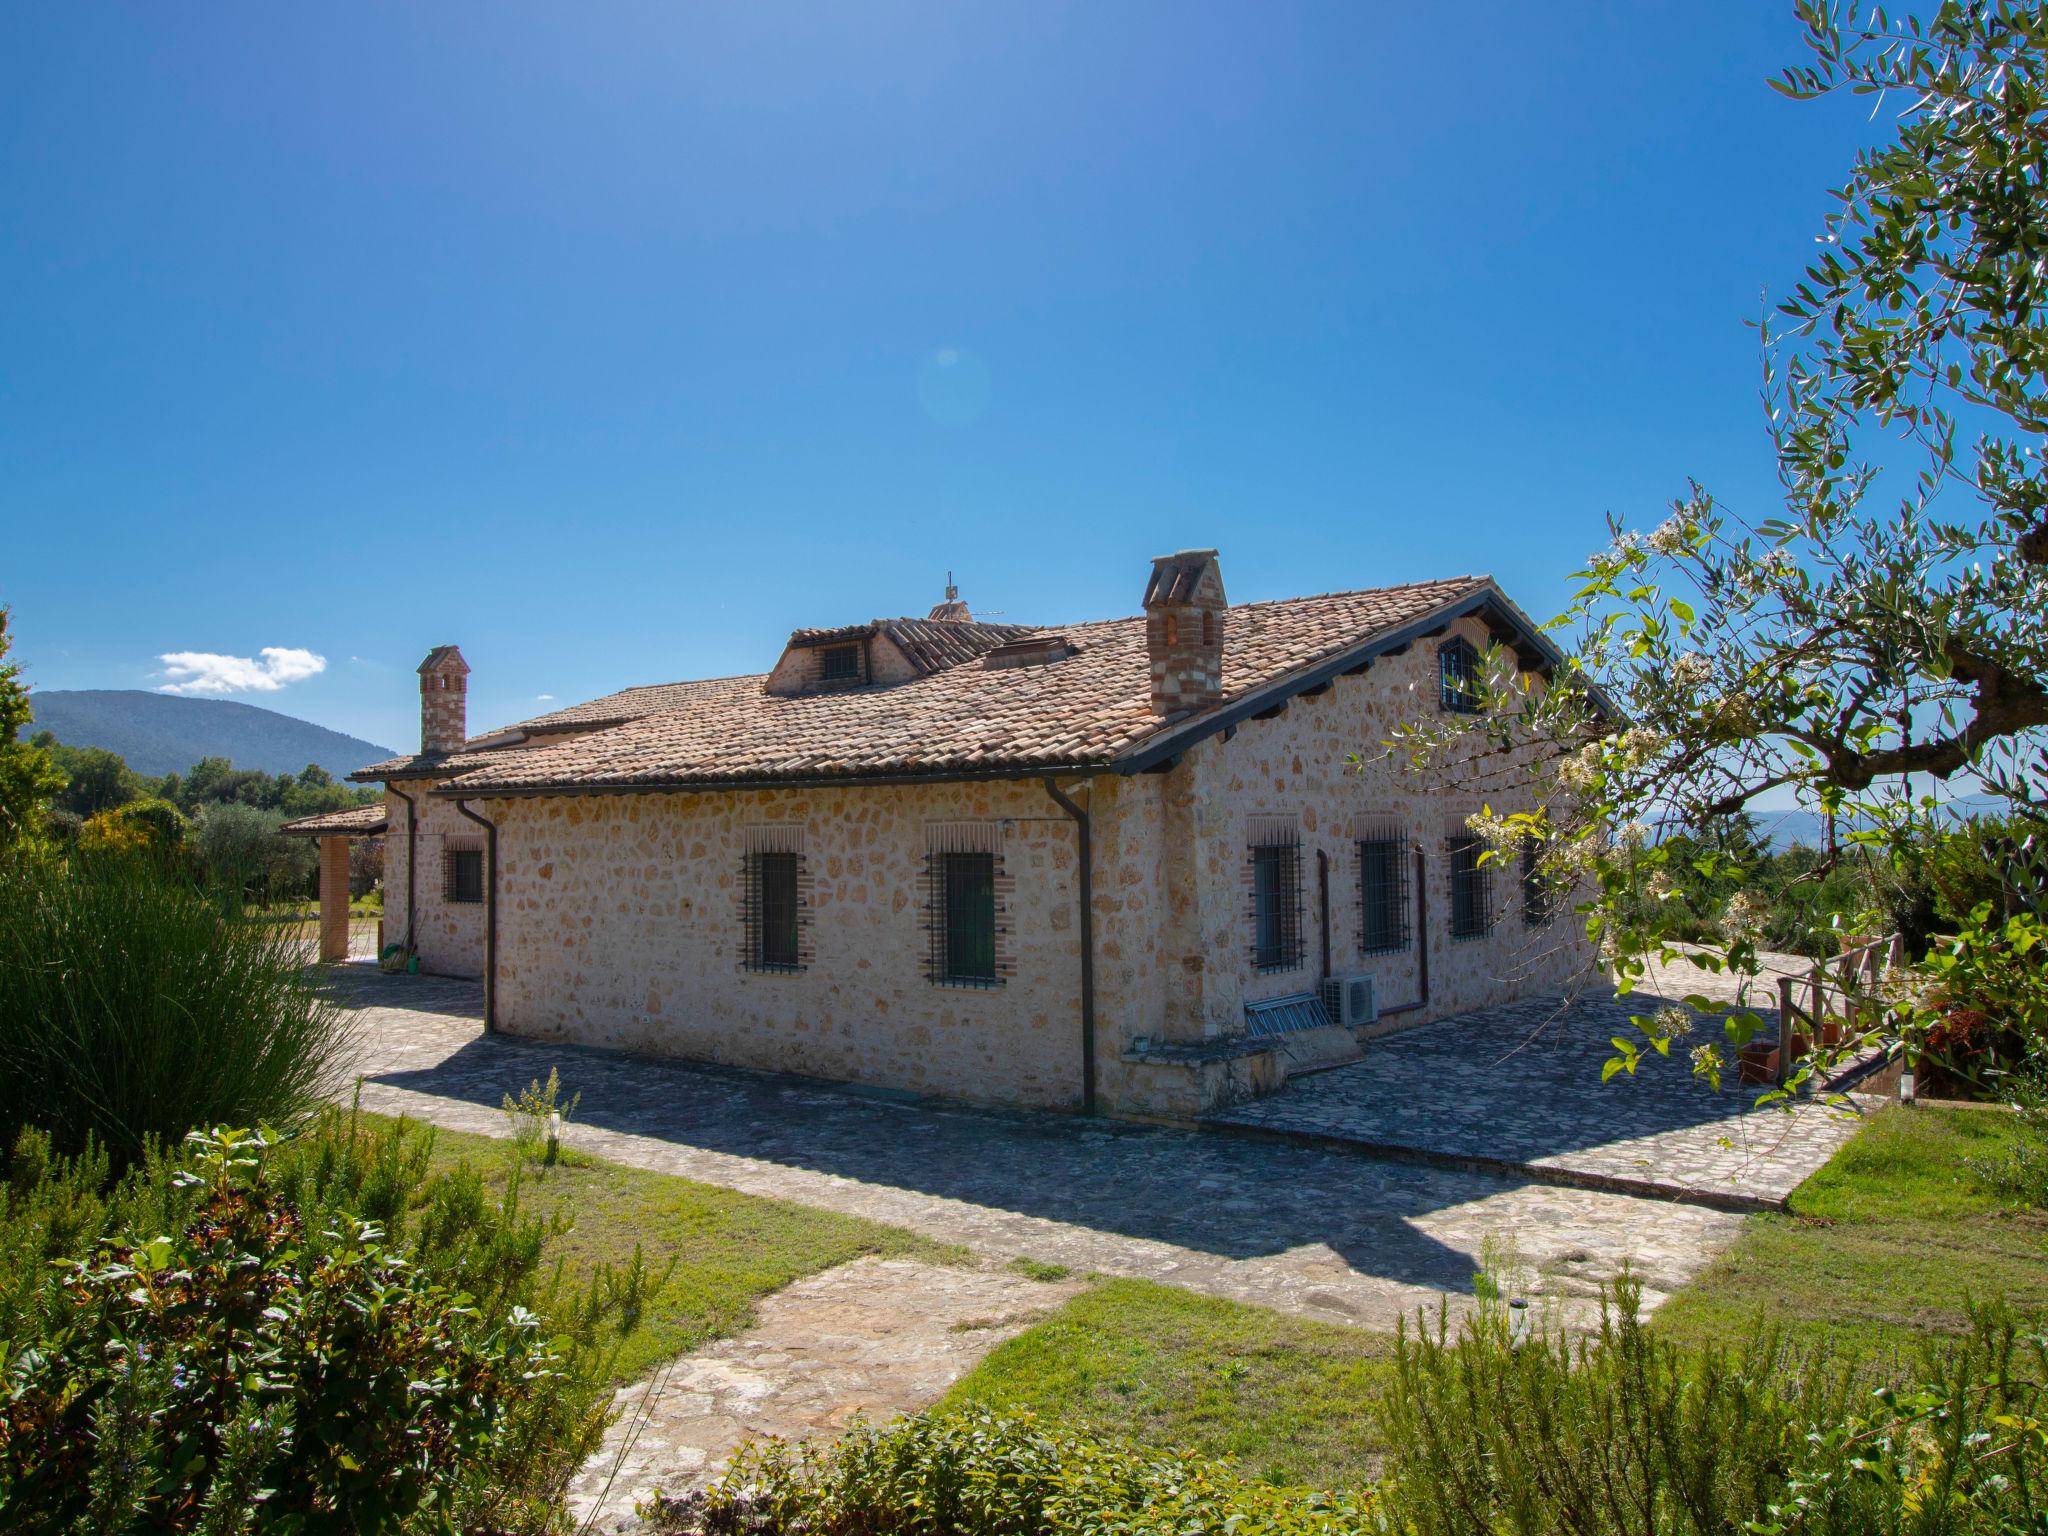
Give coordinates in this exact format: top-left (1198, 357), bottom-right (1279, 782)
top-left (938, 1277), bottom-right (1395, 1488)
top-left (1652, 1101), bottom-right (2048, 1366)
top-left (940, 1103), bottom-right (2048, 1486)
top-left (392, 1114), bottom-right (964, 1383)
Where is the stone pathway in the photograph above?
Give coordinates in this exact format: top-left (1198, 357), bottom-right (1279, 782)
top-left (568, 1258), bottom-right (1084, 1531)
top-left (325, 966), bottom-right (1744, 1333)
top-left (1208, 965), bottom-right (1881, 1211)
top-left (316, 964), bottom-right (1850, 1527)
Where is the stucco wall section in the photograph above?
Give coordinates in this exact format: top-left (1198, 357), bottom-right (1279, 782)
top-left (483, 778), bottom-right (1090, 1110)
top-left (383, 779), bottom-right (488, 980)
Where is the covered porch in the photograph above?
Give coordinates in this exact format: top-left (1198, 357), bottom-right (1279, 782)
top-left (279, 802), bottom-right (388, 963)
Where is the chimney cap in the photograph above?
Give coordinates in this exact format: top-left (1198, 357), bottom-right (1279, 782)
top-left (927, 569), bottom-right (973, 623)
top-left (1144, 549), bottom-right (1225, 608)
top-left (418, 645), bottom-right (470, 676)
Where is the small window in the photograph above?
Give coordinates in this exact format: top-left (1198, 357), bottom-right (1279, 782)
top-left (1521, 837), bottom-right (1549, 927)
top-left (746, 850), bottom-right (803, 971)
top-left (925, 824), bottom-right (1006, 988)
top-left (819, 644), bottom-right (862, 684)
top-left (443, 845), bottom-right (484, 905)
top-left (1248, 822), bottom-right (1303, 972)
top-left (1448, 834), bottom-right (1492, 940)
top-left (1358, 837), bottom-right (1410, 954)
top-left (1439, 637), bottom-right (1482, 714)
top-left (940, 851), bottom-right (997, 984)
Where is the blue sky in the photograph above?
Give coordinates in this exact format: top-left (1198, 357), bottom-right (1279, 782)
top-left (2, 3), bottom-right (1876, 753)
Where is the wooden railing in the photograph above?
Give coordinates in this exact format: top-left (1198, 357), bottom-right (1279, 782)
top-left (1771, 933), bottom-right (1905, 1086)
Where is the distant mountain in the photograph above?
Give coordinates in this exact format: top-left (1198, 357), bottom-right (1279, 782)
top-left (27, 690), bottom-right (394, 779)
top-left (1750, 796), bottom-right (2013, 850)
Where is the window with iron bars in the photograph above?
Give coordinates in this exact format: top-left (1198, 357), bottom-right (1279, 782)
top-left (743, 848), bottom-right (806, 971)
top-left (1438, 636), bottom-right (1482, 714)
top-left (1448, 834), bottom-right (1493, 939)
top-left (442, 843), bottom-right (484, 905)
top-left (924, 824), bottom-right (1006, 988)
top-left (1358, 836), bottom-right (1410, 954)
top-left (1521, 837), bottom-right (1550, 927)
top-left (818, 643), bottom-right (862, 685)
top-left (1249, 821), bottom-right (1304, 972)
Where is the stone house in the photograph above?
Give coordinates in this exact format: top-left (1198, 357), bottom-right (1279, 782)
top-left (346, 551), bottom-right (1588, 1118)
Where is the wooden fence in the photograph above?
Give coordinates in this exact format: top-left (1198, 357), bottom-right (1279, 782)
top-left (1770, 933), bottom-right (1906, 1087)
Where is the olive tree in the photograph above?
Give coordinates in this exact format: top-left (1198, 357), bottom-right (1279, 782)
top-left (1398, 1), bottom-right (2048, 1089)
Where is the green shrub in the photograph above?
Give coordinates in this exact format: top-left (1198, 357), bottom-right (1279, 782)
top-left (1373, 1279), bottom-right (2048, 1534)
top-left (645, 1408), bottom-right (1375, 1536)
top-left (0, 1126), bottom-right (608, 1534)
top-left (192, 800), bottom-right (317, 905)
top-left (0, 853), bottom-right (350, 1169)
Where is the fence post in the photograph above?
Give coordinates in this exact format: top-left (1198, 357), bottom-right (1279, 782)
top-left (1775, 974), bottom-right (1796, 1086)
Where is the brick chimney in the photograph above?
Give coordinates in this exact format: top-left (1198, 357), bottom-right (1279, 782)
top-left (1143, 549), bottom-right (1227, 716)
top-left (418, 645), bottom-right (470, 755)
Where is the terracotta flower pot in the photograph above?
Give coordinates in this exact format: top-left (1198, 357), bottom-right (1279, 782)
top-left (1738, 1041), bottom-right (1779, 1084)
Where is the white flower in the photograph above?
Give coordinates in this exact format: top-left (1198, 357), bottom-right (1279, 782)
top-left (1647, 516), bottom-right (1692, 559)
top-left (1723, 890), bottom-right (1767, 939)
top-left (1648, 1004), bottom-right (1694, 1042)
top-left (1555, 742), bottom-right (1607, 792)
top-left (1670, 653), bottom-right (1711, 688)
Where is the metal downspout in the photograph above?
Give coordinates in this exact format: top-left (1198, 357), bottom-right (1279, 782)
top-left (389, 783), bottom-right (419, 952)
top-left (1317, 849), bottom-right (1331, 981)
top-left (453, 798), bottom-right (499, 1035)
top-left (1040, 776), bottom-right (1099, 1115)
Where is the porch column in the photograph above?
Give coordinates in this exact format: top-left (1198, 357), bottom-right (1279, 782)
top-left (317, 835), bottom-right (351, 964)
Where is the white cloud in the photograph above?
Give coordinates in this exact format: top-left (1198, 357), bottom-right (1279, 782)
top-left (157, 646), bottom-right (327, 696)
top-left (535, 693), bottom-right (555, 702)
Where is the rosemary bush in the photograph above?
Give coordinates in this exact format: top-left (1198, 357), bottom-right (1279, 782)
top-left (0, 851), bottom-right (351, 1169)
top-left (1375, 1279), bottom-right (2047, 1535)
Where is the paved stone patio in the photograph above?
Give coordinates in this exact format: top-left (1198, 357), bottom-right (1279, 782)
top-left (325, 965), bottom-right (1750, 1334)
top-left (1208, 967), bottom-right (1882, 1211)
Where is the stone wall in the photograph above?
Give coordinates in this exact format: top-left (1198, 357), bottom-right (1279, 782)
top-left (481, 777), bottom-right (1091, 1110)
top-left (377, 613), bottom-right (1587, 1115)
top-left (1087, 614), bottom-right (1591, 1114)
top-left (1206, 613), bottom-right (1584, 1019)
top-left (383, 779), bottom-right (489, 980)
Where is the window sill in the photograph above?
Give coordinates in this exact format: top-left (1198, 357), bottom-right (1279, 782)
top-left (743, 962), bottom-right (805, 975)
top-left (932, 975), bottom-right (1005, 991)
top-left (1358, 942), bottom-right (1409, 957)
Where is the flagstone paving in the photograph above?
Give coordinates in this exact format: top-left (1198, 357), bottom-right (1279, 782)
top-left (324, 965), bottom-right (1748, 1335)
top-left (568, 1258), bottom-right (1084, 1531)
top-left (316, 959), bottom-right (1889, 1527)
top-left (1207, 968), bottom-right (1882, 1211)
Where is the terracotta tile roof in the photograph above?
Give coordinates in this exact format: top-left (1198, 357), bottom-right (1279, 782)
top-left (279, 802), bottom-right (389, 837)
top-left (787, 617), bottom-right (1036, 674)
top-left (370, 577), bottom-right (1495, 796)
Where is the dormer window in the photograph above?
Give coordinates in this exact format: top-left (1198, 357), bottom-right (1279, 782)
top-left (1438, 637), bottom-right (1482, 714)
top-left (819, 644), bottom-right (862, 685)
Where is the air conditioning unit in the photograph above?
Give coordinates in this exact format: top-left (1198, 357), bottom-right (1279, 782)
top-left (1320, 973), bottom-right (1378, 1029)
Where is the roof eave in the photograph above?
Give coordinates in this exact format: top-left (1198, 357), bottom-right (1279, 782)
top-left (1114, 581), bottom-right (1609, 775)
top-left (428, 758), bottom-right (1118, 801)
